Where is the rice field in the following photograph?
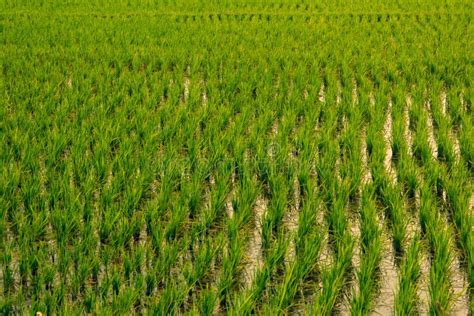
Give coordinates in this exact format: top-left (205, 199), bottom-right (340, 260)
top-left (1, 1), bottom-right (473, 314)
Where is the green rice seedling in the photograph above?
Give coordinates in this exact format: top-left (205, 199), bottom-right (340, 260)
top-left (457, 110), bottom-right (474, 174)
top-left (350, 184), bottom-right (383, 314)
top-left (272, 227), bottom-right (322, 312)
top-left (442, 168), bottom-right (474, 299)
top-left (367, 97), bottom-right (407, 254)
top-left (313, 233), bottom-right (353, 315)
top-left (261, 173), bottom-right (288, 254)
top-left (265, 175), bottom-right (322, 312)
top-left (217, 170), bottom-right (258, 307)
top-left (151, 280), bottom-right (188, 315)
top-left (295, 180), bottom-right (318, 255)
top-left (419, 183), bottom-right (453, 314)
top-left (196, 286), bottom-right (218, 316)
top-left (378, 180), bottom-right (407, 255)
top-left (231, 236), bottom-right (287, 314)
top-left (395, 236), bottom-right (422, 315)
top-left (1, 247), bottom-right (14, 295)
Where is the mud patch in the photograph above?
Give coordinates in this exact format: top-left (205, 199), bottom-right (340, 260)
top-left (383, 100), bottom-right (397, 183)
top-left (318, 83), bottom-right (325, 103)
top-left (373, 215), bottom-right (397, 315)
top-left (425, 101), bottom-right (438, 160)
top-left (450, 251), bottom-right (470, 315)
top-left (404, 97), bottom-right (414, 157)
top-left (183, 66), bottom-right (190, 103)
top-left (242, 197), bottom-right (266, 288)
top-left (284, 177), bottom-right (300, 266)
top-left (361, 127), bottom-right (372, 185)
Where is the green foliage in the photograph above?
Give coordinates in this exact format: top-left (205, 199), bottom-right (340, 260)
top-left (1, 0), bottom-right (472, 314)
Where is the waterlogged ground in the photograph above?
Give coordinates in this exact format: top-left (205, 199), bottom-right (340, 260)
top-left (1, 1), bottom-right (473, 314)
